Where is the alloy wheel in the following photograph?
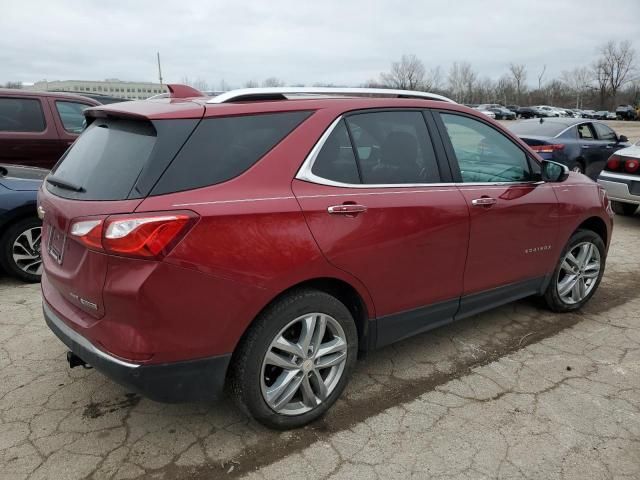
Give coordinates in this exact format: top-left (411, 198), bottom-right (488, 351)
top-left (260, 313), bottom-right (348, 416)
top-left (557, 241), bottom-right (601, 305)
top-left (12, 226), bottom-right (42, 276)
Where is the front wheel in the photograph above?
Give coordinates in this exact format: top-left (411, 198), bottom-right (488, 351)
top-left (543, 230), bottom-right (605, 312)
top-left (228, 289), bottom-right (358, 429)
top-left (611, 201), bottom-right (638, 216)
top-left (0, 217), bottom-right (43, 283)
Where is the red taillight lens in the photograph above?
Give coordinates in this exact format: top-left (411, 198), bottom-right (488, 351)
top-left (70, 219), bottom-right (104, 250)
top-left (103, 213), bottom-right (195, 258)
top-left (606, 155), bottom-right (621, 171)
top-left (69, 212), bottom-right (197, 259)
top-left (530, 144), bottom-right (565, 153)
top-left (625, 158), bottom-right (640, 173)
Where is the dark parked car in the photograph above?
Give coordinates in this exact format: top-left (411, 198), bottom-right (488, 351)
top-left (516, 106), bottom-right (549, 119)
top-left (615, 105), bottom-right (637, 121)
top-left (40, 85), bottom-right (613, 429)
top-left (0, 164), bottom-right (46, 281)
top-left (509, 118), bottom-right (630, 176)
top-left (488, 106), bottom-right (516, 120)
top-left (0, 89), bottom-right (100, 169)
top-left (506, 105), bottom-right (520, 112)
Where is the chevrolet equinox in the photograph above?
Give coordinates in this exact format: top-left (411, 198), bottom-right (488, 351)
top-left (39, 85), bottom-right (613, 429)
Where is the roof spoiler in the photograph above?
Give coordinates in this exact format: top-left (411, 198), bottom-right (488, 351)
top-left (166, 84), bottom-right (205, 99)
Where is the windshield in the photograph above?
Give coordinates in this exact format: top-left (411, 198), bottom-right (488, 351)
top-left (508, 121), bottom-right (568, 137)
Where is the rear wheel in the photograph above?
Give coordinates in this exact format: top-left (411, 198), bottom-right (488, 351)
top-left (228, 289), bottom-right (358, 429)
top-left (0, 217), bottom-right (42, 283)
top-left (611, 201), bottom-right (638, 216)
top-left (571, 160), bottom-right (585, 174)
top-left (543, 230), bottom-right (605, 312)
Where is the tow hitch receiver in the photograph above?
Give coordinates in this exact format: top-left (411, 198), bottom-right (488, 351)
top-left (67, 351), bottom-right (92, 369)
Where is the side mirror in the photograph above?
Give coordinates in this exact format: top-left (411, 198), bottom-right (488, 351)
top-left (618, 134), bottom-right (628, 143)
top-left (541, 160), bottom-right (570, 182)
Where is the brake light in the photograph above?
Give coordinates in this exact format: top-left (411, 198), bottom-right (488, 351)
top-left (530, 144), bottom-right (565, 153)
top-left (606, 155), bottom-right (622, 171)
top-left (69, 212), bottom-right (197, 259)
top-left (104, 214), bottom-right (193, 257)
top-left (70, 219), bottom-right (104, 250)
top-left (625, 158), bottom-right (640, 173)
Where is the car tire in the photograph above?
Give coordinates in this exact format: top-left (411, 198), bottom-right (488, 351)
top-left (228, 289), bottom-right (358, 430)
top-left (0, 217), bottom-right (43, 283)
top-left (571, 161), bottom-right (585, 174)
top-left (611, 201), bottom-right (638, 216)
top-left (543, 229), bottom-right (606, 313)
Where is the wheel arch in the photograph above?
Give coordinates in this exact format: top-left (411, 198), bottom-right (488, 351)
top-left (235, 277), bottom-right (374, 359)
top-left (575, 216), bottom-right (608, 246)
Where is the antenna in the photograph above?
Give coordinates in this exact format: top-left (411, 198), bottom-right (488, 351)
top-left (157, 52), bottom-right (163, 87)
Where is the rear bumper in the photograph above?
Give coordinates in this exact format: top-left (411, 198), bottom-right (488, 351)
top-left (598, 173), bottom-right (640, 205)
top-left (43, 301), bottom-right (231, 403)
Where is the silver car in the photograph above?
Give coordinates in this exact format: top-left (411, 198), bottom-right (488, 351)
top-left (598, 140), bottom-right (640, 216)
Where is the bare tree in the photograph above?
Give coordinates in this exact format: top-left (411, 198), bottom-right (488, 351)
top-left (380, 54), bottom-right (426, 90)
top-left (244, 80), bottom-right (259, 88)
top-left (560, 67), bottom-right (592, 108)
top-left (537, 65), bottom-right (547, 90)
top-left (424, 66), bottom-right (442, 91)
top-left (3, 81), bottom-right (22, 89)
top-left (508, 63), bottom-right (527, 103)
top-left (597, 40), bottom-right (636, 107)
top-left (262, 77), bottom-right (285, 87)
top-left (447, 62), bottom-right (477, 103)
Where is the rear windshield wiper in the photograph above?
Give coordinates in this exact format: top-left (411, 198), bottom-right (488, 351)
top-left (46, 175), bottom-right (85, 192)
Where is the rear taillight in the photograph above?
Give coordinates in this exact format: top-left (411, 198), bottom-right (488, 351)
top-left (606, 155), bottom-right (622, 171)
top-left (530, 144), bottom-right (565, 153)
top-left (606, 154), bottom-right (640, 174)
top-left (70, 211), bottom-right (197, 259)
top-left (625, 158), bottom-right (640, 173)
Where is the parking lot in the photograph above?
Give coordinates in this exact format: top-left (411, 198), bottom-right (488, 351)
top-left (0, 123), bottom-right (639, 480)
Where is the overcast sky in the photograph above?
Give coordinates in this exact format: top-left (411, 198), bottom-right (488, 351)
top-left (1, 0), bottom-right (639, 88)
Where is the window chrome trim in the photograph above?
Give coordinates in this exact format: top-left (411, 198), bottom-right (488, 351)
top-left (295, 115), bottom-right (542, 189)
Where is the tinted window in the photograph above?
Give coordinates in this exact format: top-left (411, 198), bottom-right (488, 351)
top-left (48, 118), bottom-right (156, 200)
top-left (153, 111), bottom-right (310, 194)
top-left (345, 111), bottom-right (440, 184)
top-left (508, 120), bottom-right (568, 137)
top-left (55, 101), bottom-right (90, 133)
top-left (311, 120), bottom-right (360, 183)
top-left (441, 113), bottom-right (531, 183)
top-left (577, 123), bottom-right (595, 140)
top-left (0, 97), bottom-right (46, 132)
top-left (593, 123), bottom-right (617, 141)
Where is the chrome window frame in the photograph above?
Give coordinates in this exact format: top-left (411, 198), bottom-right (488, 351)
top-left (295, 115), bottom-right (541, 189)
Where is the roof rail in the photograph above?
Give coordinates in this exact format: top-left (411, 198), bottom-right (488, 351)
top-left (207, 87), bottom-right (456, 104)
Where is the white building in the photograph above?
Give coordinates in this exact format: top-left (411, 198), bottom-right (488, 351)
top-left (27, 79), bottom-right (167, 100)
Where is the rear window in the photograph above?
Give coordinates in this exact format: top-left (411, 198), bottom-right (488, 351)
top-left (151, 111), bottom-right (311, 195)
top-left (0, 97), bottom-right (46, 132)
top-left (48, 118), bottom-right (156, 200)
top-left (508, 120), bottom-right (567, 137)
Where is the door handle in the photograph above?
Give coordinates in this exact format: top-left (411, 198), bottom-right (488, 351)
top-left (471, 197), bottom-right (497, 207)
top-left (327, 204), bottom-right (368, 215)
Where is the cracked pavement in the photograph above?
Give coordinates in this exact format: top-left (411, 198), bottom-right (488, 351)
top-left (1, 214), bottom-right (639, 479)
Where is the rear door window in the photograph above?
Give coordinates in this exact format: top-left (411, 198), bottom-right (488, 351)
top-left (55, 101), bottom-right (91, 133)
top-left (0, 97), bottom-right (46, 132)
top-left (345, 111), bottom-right (441, 184)
top-left (152, 111), bottom-right (311, 195)
top-left (577, 123), bottom-right (595, 140)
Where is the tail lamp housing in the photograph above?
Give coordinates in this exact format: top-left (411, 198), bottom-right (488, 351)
top-left (606, 154), bottom-right (640, 174)
top-left (530, 144), bottom-right (565, 153)
top-left (70, 211), bottom-right (197, 259)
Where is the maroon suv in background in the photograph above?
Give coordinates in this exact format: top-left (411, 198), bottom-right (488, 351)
top-left (0, 89), bottom-right (100, 170)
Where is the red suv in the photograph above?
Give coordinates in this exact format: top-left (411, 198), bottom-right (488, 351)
top-left (39, 86), bottom-right (613, 429)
